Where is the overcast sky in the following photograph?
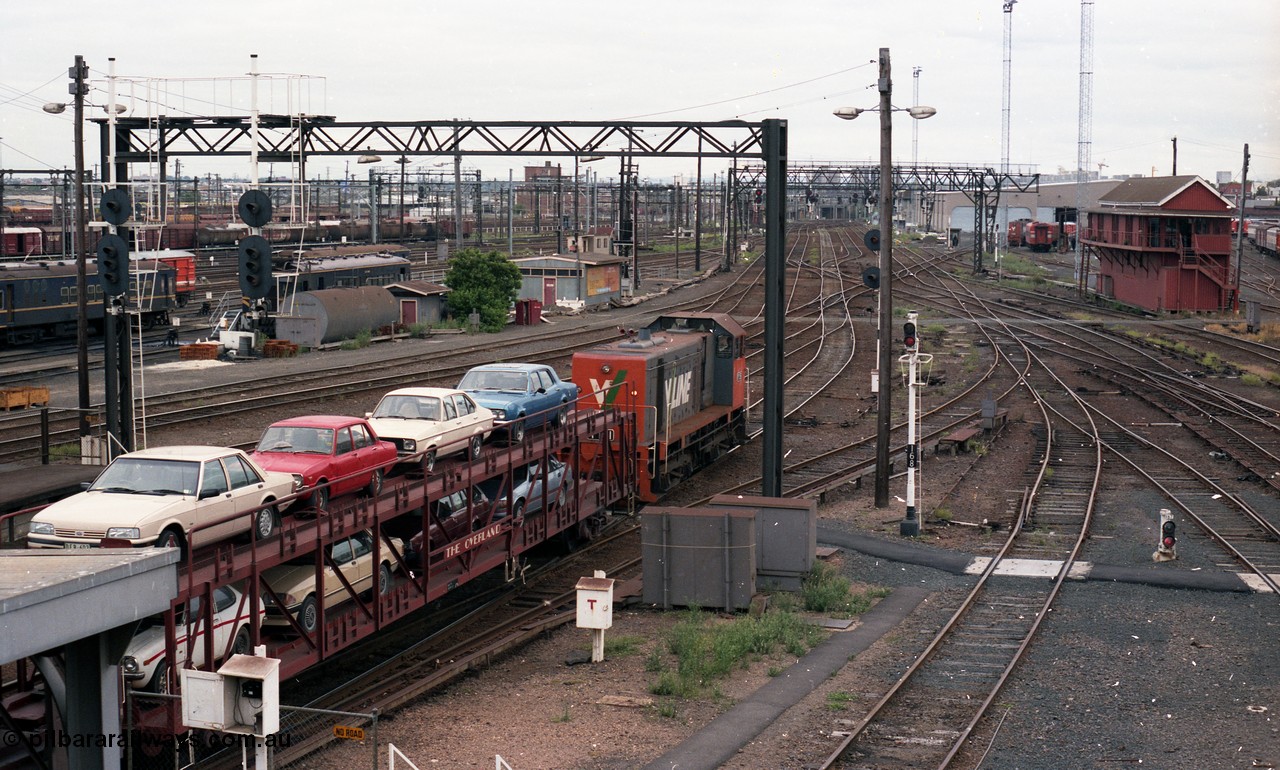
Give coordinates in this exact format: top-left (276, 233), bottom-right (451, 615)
top-left (3, 1), bottom-right (1277, 186)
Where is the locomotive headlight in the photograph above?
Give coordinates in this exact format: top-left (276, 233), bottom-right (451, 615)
top-left (107, 527), bottom-right (140, 539)
top-left (29, 521), bottom-right (54, 536)
top-left (601, 365), bottom-right (611, 374)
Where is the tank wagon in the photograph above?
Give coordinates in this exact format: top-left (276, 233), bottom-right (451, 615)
top-left (272, 286), bottom-right (400, 348)
top-left (572, 312), bottom-right (748, 502)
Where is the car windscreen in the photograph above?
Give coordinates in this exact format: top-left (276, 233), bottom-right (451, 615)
top-left (256, 426), bottom-right (335, 454)
top-left (91, 458), bottom-right (200, 495)
top-left (458, 370), bottom-right (528, 392)
top-left (372, 395), bottom-right (441, 420)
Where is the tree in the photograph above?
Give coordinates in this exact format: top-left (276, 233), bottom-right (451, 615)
top-left (444, 249), bottom-right (522, 332)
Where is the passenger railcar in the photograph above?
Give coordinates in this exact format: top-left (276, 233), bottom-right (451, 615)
top-left (0, 259), bottom-right (177, 345)
top-left (1023, 221), bottom-right (1058, 252)
top-left (270, 252), bottom-right (412, 313)
top-left (572, 312), bottom-right (748, 502)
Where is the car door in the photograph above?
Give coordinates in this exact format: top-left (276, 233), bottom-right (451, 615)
top-left (457, 393), bottom-right (485, 446)
top-left (210, 586), bottom-right (238, 661)
top-left (525, 460), bottom-right (546, 513)
top-left (441, 395), bottom-right (462, 454)
top-left (346, 531), bottom-right (375, 595)
top-left (193, 458), bottom-right (236, 548)
top-left (530, 369), bottom-right (556, 423)
top-left (324, 537), bottom-right (359, 608)
top-left (178, 594), bottom-right (204, 670)
top-left (224, 454), bottom-right (268, 539)
top-left (349, 423), bottom-right (381, 491)
top-left (332, 426), bottom-right (358, 497)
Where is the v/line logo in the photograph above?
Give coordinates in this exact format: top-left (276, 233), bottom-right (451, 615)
top-left (587, 369), bottom-right (693, 412)
top-left (588, 369), bottom-right (629, 407)
top-left (665, 371), bottom-right (693, 412)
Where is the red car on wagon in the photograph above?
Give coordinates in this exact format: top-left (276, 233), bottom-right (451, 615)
top-left (250, 415), bottom-right (399, 510)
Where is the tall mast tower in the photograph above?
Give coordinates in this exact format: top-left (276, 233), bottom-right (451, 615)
top-left (1001, 1), bottom-right (1016, 177)
top-left (1001, 1), bottom-right (1016, 255)
top-left (1075, 0), bottom-right (1095, 292)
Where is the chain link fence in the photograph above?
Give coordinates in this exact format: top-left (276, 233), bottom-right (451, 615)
top-left (126, 690), bottom-right (378, 770)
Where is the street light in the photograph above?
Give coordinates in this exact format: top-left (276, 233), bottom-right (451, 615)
top-left (396, 156), bottom-right (409, 233)
top-left (833, 47), bottom-right (936, 535)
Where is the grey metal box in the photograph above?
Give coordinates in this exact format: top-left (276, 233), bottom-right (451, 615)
top-left (641, 507), bottom-right (756, 610)
top-left (708, 495), bottom-right (816, 591)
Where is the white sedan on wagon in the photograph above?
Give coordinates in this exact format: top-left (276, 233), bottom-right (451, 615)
top-left (26, 446), bottom-right (298, 552)
top-left (120, 583), bottom-right (264, 693)
top-left (366, 387), bottom-right (495, 473)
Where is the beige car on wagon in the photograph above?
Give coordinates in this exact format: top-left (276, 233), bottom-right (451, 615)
top-left (260, 529), bottom-right (404, 634)
top-left (26, 445), bottom-right (298, 552)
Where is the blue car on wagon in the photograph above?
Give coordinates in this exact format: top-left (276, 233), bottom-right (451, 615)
top-left (457, 363), bottom-right (579, 443)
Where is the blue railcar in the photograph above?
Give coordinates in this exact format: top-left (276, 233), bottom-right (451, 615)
top-left (0, 259), bottom-right (177, 345)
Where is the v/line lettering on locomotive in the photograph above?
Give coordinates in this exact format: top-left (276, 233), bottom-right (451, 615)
top-left (665, 371), bottom-right (694, 413)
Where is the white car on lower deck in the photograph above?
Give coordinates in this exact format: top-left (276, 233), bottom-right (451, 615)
top-left (120, 583), bottom-right (264, 693)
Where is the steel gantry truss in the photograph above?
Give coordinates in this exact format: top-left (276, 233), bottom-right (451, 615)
top-left (96, 116), bottom-right (769, 164)
top-left (92, 115), bottom-right (791, 497)
top-left (731, 163), bottom-right (1039, 272)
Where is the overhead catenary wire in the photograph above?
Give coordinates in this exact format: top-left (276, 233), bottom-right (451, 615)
top-left (617, 61), bottom-right (875, 120)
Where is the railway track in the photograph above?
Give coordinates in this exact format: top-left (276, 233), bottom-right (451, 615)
top-left (819, 338), bottom-right (1102, 768)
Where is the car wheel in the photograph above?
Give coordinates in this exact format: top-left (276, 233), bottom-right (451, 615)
top-left (312, 484), bottom-right (329, 512)
top-left (155, 528), bottom-right (183, 551)
top-left (423, 450), bottom-right (437, 475)
top-left (232, 626), bottom-right (251, 657)
top-left (552, 405), bottom-right (568, 428)
top-left (146, 659), bottom-right (170, 694)
top-left (507, 419), bottom-right (526, 445)
top-left (378, 562), bottom-right (393, 596)
top-left (298, 595), bottom-right (318, 635)
top-left (254, 505), bottom-right (279, 541)
top-left (367, 468), bottom-right (385, 497)
top-left (512, 500), bottom-right (526, 523)
top-left (468, 434), bottom-right (483, 461)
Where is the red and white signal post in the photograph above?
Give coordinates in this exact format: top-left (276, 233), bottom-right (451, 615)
top-left (900, 312), bottom-right (931, 537)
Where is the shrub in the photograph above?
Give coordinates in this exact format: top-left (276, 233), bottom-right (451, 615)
top-left (652, 607), bottom-right (824, 698)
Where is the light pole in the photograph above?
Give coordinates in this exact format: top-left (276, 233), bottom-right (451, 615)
top-left (834, 47), bottom-right (936, 523)
top-left (357, 150), bottom-right (382, 243)
top-left (45, 57), bottom-right (92, 439)
top-left (396, 155), bottom-right (409, 234)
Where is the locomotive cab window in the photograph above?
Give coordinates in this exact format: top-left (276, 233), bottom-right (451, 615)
top-left (715, 333), bottom-right (735, 358)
